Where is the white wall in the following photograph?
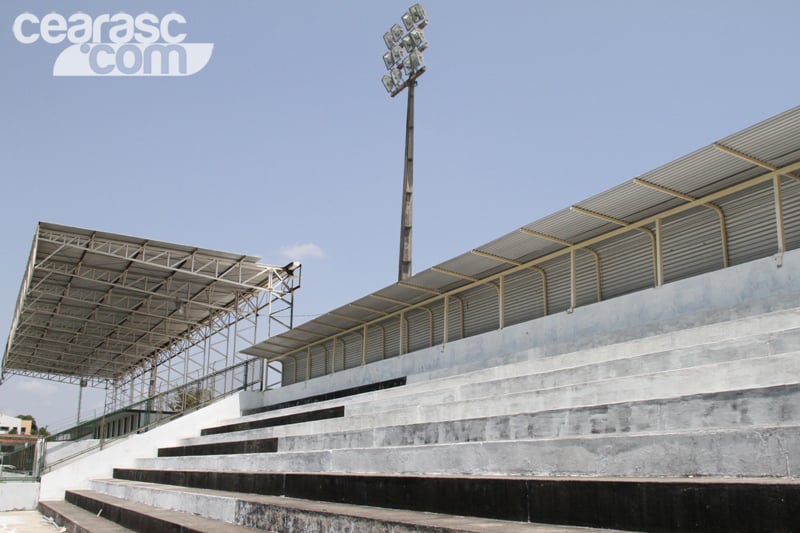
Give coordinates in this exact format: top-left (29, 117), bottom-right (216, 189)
top-left (0, 482), bottom-right (40, 511)
top-left (38, 393), bottom-right (241, 501)
top-left (45, 439), bottom-right (101, 466)
top-left (0, 413), bottom-right (24, 434)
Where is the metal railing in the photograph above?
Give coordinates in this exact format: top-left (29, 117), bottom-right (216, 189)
top-left (0, 438), bottom-right (45, 481)
top-left (38, 358), bottom-right (263, 476)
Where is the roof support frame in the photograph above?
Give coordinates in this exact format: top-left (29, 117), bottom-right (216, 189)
top-left (470, 249), bottom-right (548, 316)
top-left (633, 178), bottom-right (729, 268)
top-left (35, 229), bottom-right (275, 294)
top-left (4, 224), bottom-right (299, 414)
top-left (260, 156), bottom-right (800, 365)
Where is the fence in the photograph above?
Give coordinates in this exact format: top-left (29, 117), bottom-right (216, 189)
top-left (0, 438), bottom-right (44, 481)
top-left (15, 358), bottom-right (264, 477)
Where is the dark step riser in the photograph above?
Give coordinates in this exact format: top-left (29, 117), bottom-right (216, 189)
top-left (242, 377), bottom-right (407, 415)
top-left (159, 438), bottom-right (278, 457)
top-left (113, 469), bottom-right (800, 532)
top-left (66, 491), bottom-right (203, 533)
top-left (201, 405), bottom-right (345, 436)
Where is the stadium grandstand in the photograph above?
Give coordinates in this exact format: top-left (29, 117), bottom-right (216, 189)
top-left (6, 104), bottom-right (800, 530)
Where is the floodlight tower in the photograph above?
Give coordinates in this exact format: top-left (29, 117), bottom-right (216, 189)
top-left (381, 3), bottom-right (429, 281)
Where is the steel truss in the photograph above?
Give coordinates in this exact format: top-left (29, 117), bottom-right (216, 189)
top-left (2, 223), bottom-right (300, 417)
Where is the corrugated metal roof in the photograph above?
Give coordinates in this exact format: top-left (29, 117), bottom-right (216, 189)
top-left (243, 104), bottom-right (800, 362)
top-left (2, 222), bottom-right (289, 384)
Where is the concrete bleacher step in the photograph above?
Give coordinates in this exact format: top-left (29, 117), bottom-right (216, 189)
top-left (232, 305), bottom-right (800, 422)
top-left (55, 489), bottom-right (268, 533)
top-left (39, 499), bottom-right (136, 533)
top-left (158, 437), bottom-right (278, 457)
top-left (138, 424), bottom-right (800, 478)
top-left (178, 348), bottom-right (800, 452)
top-left (166, 382), bottom-right (800, 460)
top-left (241, 377), bottom-right (407, 416)
top-left (89, 478), bottom-right (598, 533)
top-left (261, 383), bottom-right (800, 453)
top-left (201, 405), bottom-right (344, 436)
top-left (399, 327), bottom-right (800, 409)
top-left (412, 293), bottom-right (800, 386)
top-left (102, 471), bottom-right (800, 532)
top-left (214, 311), bottom-right (800, 437)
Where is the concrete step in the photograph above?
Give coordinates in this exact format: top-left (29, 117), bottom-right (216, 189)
top-left (410, 291), bottom-right (800, 386)
top-left (39, 499), bottom-right (135, 533)
top-left (238, 306), bottom-right (800, 421)
top-left (105, 471), bottom-right (800, 532)
top-left (158, 437), bottom-right (277, 458)
top-left (182, 351), bottom-right (800, 448)
top-left (134, 424), bottom-right (800, 478)
top-left (341, 327), bottom-right (800, 418)
top-left (223, 309), bottom-right (800, 432)
top-left (63, 489), bottom-right (268, 533)
top-left (89, 478), bottom-right (600, 532)
top-left (201, 406), bottom-right (343, 437)
top-left (241, 377), bottom-right (407, 416)
top-left (174, 384), bottom-right (800, 457)
top-left (274, 383), bottom-right (800, 452)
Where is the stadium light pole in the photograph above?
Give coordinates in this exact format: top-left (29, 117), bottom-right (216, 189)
top-left (381, 4), bottom-right (429, 281)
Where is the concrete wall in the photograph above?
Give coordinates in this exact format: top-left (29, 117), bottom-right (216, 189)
top-left (38, 394), bottom-right (241, 501)
top-left (247, 249), bottom-right (800, 409)
top-left (45, 439), bottom-right (101, 467)
top-left (0, 482), bottom-right (40, 511)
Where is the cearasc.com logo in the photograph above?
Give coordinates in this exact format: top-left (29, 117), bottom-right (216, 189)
top-left (12, 12), bottom-right (214, 76)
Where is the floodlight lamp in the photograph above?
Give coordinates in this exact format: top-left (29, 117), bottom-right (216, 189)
top-left (408, 29), bottom-right (425, 48)
top-left (391, 45), bottom-right (405, 64)
top-left (402, 56), bottom-right (413, 76)
top-left (391, 23), bottom-right (404, 42)
top-left (401, 12), bottom-right (414, 31)
top-left (283, 261), bottom-right (301, 275)
top-left (390, 67), bottom-right (404, 86)
top-left (383, 51), bottom-right (394, 70)
top-left (409, 4), bottom-right (426, 23)
top-left (408, 49), bottom-right (424, 71)
top-left (383, 31), bottom-right (395, 50)
top-left (401, 34), bottom-right (414, 52)
top-left (381, 74), bottom-right (395, 93)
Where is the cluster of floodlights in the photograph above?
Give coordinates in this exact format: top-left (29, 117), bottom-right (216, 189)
top-left (381, 3), bottom-right (428, 97)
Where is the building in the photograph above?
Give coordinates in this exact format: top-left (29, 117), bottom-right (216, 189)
top-left (0, 412), bottom-right (32, 435)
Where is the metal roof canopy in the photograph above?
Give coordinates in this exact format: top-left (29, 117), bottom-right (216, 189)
top-left (244, 104), bottom-right (800, 363)
top-left (2, 222), bottom-right (299, 386)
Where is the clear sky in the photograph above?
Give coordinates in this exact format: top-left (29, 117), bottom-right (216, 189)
top-left (1, 0), bottom-right (799, 431)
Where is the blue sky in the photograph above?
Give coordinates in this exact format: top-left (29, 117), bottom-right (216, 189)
top-left (1, 0), bottom-right (799, 430)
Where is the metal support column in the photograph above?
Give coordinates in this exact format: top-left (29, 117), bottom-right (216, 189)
top-left (569, 249), bottom-right (577, 311)
top-left (655, 219), bottom-right (665, 287)
top-left (774, 175), bottom-right (786, 257)
top-left (398, 82), bottom-right (415, 281)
